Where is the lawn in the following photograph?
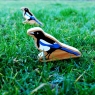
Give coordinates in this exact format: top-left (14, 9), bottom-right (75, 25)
top-left (0, 0), bottom-right (95, 95)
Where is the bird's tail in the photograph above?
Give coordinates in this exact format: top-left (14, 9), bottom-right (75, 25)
top-left (60, 47), bottom-right (81, 56)
top-left (34, 18), bottom-right (43, 26)
top-left (30, 16), bottom-right (43, 26)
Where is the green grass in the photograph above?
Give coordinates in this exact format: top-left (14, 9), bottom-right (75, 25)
top-left (0, 0), bottom-right (95, 95)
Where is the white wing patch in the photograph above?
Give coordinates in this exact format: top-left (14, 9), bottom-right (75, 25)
top-left (39, 39), bottom-right (51, 51)
top-left (40, 39), bottom-right (52, 45)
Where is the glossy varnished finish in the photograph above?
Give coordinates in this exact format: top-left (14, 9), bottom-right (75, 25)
top-left (27, 27), bottom-right (81, 62)
top-left (21, 7), bottom-right (43, 26)
top-left (39, 49), bottom-right (81, 62)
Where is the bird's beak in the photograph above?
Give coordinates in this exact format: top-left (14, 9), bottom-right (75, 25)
top-left (29, 32), bottom-right (34, 35)
top-left (27, 31), bottom-right (34, 35)
top-left (21, 7), bottom-right (24, 11)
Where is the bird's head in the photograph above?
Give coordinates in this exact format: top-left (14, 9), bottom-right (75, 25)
top-left (21, 7), bottom-right (29, 12)
top-left (27, 27), bottom-right (45, 39)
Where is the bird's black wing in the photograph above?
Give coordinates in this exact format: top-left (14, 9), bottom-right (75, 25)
top-left (42, 36), bottom-right (55, 44)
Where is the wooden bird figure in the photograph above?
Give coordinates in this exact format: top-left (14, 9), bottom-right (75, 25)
top-left (21, 7), bottom-right (43, 26)
top-left (27, 27), bottom-right (81, 62)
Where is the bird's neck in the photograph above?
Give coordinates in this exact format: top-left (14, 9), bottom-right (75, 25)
top-left (36, 38), bottom-right (40, 48)
top-left (41, 36), bottom-right (55, 44)
top-left (25, 11), bottom-right (33, 16)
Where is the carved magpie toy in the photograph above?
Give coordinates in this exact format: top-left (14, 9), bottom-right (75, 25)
top-left (21, 7), bottom-right (43, 26)
top-left (27, 27), bottom-right (81, 62)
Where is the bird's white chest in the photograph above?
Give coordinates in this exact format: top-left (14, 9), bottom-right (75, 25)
top-left (39, 44), bottom-right (50, 51)
top-left (23, 12), bottom-right (30, 19)
top-left (39, 39), bottom-right (51, 51)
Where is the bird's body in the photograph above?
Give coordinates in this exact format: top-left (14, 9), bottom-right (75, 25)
top-left (24, 12), bottom-right (32, 20)
top-left (39, 39), bottom-right (52, 51)
top-left (21, 7), bottom-right (43, 26)
top-left (27, 27), bottom-right (81, 62)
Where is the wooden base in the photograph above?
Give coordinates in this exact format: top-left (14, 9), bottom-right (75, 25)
top-left (38, 49), bottom-right (81, 62)
top-left (23, 20), bottom-right (37, 25)
top-left (23, 20), bottom-right (43, 26)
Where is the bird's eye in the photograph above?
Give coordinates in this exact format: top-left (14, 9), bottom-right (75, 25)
top-left (37, 32), bottom-right (39, 35)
